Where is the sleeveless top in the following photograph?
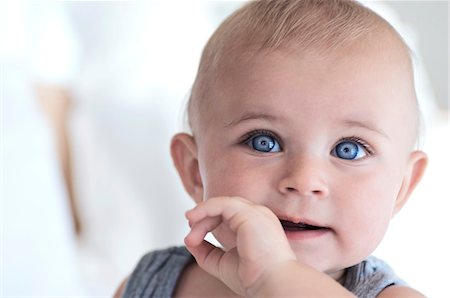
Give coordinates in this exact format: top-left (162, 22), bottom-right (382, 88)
top-left (122, 246), bottom-right (406, 298)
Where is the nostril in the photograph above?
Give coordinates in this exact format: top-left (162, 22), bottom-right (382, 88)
top-left (284, 187), bottom-right (324, 195)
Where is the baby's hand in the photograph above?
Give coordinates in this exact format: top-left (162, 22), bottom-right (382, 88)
top-left (184, 196), bottom-right (297, 297)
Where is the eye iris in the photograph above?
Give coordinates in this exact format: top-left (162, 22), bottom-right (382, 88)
top-left (252, 135), bottom-right (275, 152)
top-left (336, 141), bottom-right (358, 159)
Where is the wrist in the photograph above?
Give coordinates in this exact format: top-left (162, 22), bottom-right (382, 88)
top-left (246, 260), bottom-right (299, 297)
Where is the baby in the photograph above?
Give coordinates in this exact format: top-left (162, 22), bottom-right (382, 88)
top-left (116, 0), bottom-right (428, 297)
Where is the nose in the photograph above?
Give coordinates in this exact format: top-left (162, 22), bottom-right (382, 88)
top-left (278, 156), bottom-right (329, 198)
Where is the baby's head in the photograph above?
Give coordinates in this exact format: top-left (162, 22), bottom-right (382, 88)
top-left (188, 0), bottom-right (421, 141)
top-left (172, 0), bottom-right (427, 279)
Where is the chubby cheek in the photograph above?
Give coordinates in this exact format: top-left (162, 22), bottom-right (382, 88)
top-left (201, 152), bottom-right (270, 202)
top-left (200, 151), bottom-right (273, 249)
top-left (336, 168), bottom-right (402, 261)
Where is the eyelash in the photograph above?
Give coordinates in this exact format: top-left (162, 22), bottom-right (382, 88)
top-left (336, 136), bottom-right (375, 156)
top-left (239, 130), bottom-right (375, 156)
top-left (239, 129), bottom-right (283, 149)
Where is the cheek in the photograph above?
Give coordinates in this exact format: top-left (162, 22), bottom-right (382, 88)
top-left (336, 167), bottom-right (403, 256)
top-left (201, 151), bottom-right (270, 201)
top-left (201, 152), bottom-right (273, 249)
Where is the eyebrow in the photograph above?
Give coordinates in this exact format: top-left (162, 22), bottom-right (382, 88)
top-left (224, 111), bottom-right (278, 128)
top-left (225, 112), bottom-right (390, 140)
top-left (342, 119), bottom-right (390, 140)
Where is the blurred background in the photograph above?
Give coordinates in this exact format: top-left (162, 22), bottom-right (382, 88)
top-left (0, 1), bottom-right (448, 297)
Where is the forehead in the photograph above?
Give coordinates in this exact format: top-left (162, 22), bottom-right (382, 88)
top-left (207, 43), bottom-right (411, 122)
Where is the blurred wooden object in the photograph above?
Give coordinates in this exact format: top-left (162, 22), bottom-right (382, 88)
top-left (35, 84), bottom-right (82, 237)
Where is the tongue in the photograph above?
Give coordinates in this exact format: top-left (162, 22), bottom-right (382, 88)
top-left (280, 220), bottom-right (322, 231)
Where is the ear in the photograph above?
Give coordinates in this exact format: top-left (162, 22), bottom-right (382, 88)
top-left (392, 150), bottom-right (428, 217)
top-left (170, 133), bottom-right (204, 204)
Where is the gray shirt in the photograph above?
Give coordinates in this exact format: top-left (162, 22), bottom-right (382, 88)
top-left (123, 246), bottom-right (406, 298)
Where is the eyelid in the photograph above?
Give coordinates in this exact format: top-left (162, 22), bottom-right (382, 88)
top-left (335, 136), bottom-right (375, 156)
top-left (239, 129), bottom-right (283, 149)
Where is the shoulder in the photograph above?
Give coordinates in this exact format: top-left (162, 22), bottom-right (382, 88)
top-left (377, 286), bottom-right (426, 298)
top-left (344, 256), bottom-right (408, 296)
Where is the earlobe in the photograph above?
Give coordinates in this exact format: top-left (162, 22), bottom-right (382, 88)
top-left (393, 150), bottom-right (428, 216)
top-left (170, 133), bottom-right (204, 203)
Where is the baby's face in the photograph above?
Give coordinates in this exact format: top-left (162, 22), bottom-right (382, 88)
top-left (193, 42), bottom-right (419, 278)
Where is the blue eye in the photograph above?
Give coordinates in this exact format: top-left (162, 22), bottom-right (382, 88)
top-left (248, 134), bottom-right (281, 153)
top-left (332, 140), bottom-right (367, 160)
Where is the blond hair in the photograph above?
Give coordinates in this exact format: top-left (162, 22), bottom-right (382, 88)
top-left (187, 0), bottom-right (414, 138)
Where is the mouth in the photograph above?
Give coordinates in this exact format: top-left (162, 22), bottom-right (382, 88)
top-left (279, 219), bottom-right (332, 241)
top-left (280, 219), bottom-right (326, 231)
top-left (280, 219), bottom-right (331, 240)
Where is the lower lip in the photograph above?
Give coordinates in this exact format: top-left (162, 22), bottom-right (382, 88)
top-left (284, 228), bottom-right (332, 240)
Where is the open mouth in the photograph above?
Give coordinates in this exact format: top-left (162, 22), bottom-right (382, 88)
top-left (280, 219), bottom-right (326, 231)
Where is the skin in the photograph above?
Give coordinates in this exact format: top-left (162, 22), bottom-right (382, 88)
top-left (169, 35), bottom-right (428, 297)
top-left (114, 36), bottom-right (428, 297)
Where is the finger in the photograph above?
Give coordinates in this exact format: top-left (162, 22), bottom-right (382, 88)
top-left (185, 216), bottom-right (222, 246)
top-left (185, 239), bottom-right (225, 281)
top-left (186, 197), bottom-right (254, 227)
top-left (186, 240), bottom-right (244, 296)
